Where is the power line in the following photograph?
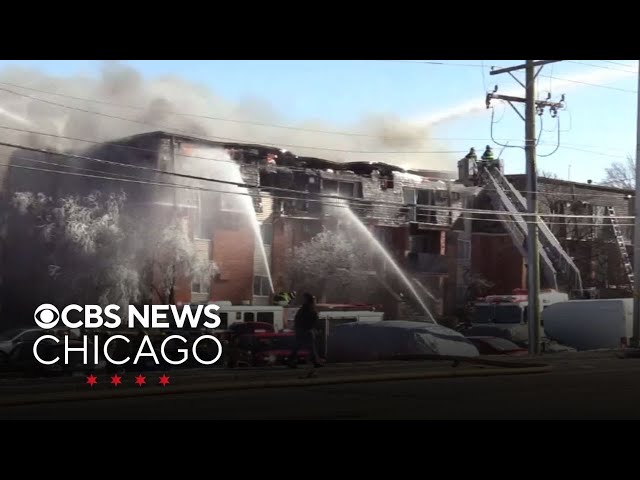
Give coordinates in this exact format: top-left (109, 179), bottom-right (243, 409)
top-left (0, 125), bottom-right (240, 164)
top-left (1, 82), bottom-right (636, 156)
top-left (536, 74), bottom-right (637, 93)
top-left (381, 60), bottom-right (638, 93)
top-left (3, 159), bottom-right (634, 225)
top-left (602, 60), bottom-right (636, 67)
top-left (4, 120), bottom-right (631, 160)
top-left (0, 80), bottom-right (377, 139)
top-left (0, 86), bottom-right (467, 155)
top-left (2, 132), bottom-right (633, 204)
top-left (380, 60), bottom-right (490, 68)
top-left (2, 149), bottom-right (633, 220)
top-left (566, 60), bottom-right (637, 74)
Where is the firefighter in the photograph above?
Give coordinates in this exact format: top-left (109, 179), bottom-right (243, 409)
top-left (481, 145), bottom-right (495, 166)
top-left (466, 147), bottom-right (478, 177)
top-left (273, 290), bottom-right (296, 306)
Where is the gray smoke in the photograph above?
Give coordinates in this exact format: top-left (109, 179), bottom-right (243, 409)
top-left (0, 62), bottom-right (457, 171)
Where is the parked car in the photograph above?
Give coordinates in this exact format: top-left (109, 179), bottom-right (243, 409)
top-left (466, 336), bottom-right (528, 356)
top-left (0, 327), bottom-right (81, 363)
top-left (224, 332), bottom-right (308, 368)
top-left (0, 329), bottom-right (46, 360)
top-left (327, 321), bottom-right (479, 363)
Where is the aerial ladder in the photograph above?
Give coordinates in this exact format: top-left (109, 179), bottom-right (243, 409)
top-left (471, 154), bottom-right (583, 293)
top-left (606, 206), bottom-right (634, 287)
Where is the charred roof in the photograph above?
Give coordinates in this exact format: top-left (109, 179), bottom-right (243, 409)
top-left (100, 130), bottom-right (457, 181)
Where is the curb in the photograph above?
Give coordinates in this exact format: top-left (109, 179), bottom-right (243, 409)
top-left (0, 363), bottom-right (552, 408)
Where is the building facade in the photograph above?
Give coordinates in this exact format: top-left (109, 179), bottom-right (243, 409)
top-left (2, 132), bottom-right (634, 327)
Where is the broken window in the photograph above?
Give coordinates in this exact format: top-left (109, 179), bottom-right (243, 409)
top-left (380, 177), bottom-right (394, 190)
top-left (403, 188), bottom-right (417, 222)
top-left (416, 189), bottom-right (436, 223)
top-left (322, 179), bottom-right (358, 198)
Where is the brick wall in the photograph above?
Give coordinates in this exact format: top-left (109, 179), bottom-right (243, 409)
top-left (471, 233), bottom-right (525, 294)
top-left (211, 216), bottom-right (255, 304)
top-left (507, 175), bottom-right (634, 241)
top-left (505, 175), bottom-right (634, 288)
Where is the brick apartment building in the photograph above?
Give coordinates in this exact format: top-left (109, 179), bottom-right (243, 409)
top-left (0, 131), bottom-right (635, 325)
top-left (460, 160), bottom-right (635, 298)
top-left (1, 131), bottom-right (475, 320)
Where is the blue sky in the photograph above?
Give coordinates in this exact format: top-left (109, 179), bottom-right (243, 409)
top-left (0, 59), bottom-right (636, 183)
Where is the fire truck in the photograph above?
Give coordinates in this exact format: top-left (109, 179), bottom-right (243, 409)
top-left (465, 289), bottom-right (568, 344)
top-left (199, 301), bottom-right (384, 332)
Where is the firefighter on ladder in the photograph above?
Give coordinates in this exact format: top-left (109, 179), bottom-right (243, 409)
top-left (466, 147), bottom-right (478, 177)
top-left (481, 145), bottom-right (495, 167)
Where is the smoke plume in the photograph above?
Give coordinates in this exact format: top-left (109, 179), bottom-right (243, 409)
top-left (0, 62), bottom-right (456, 172)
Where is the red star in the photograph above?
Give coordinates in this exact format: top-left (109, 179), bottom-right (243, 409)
top-left (86, 374), bottom-right (98, 387)
top-left (110, 374), bottom-right (122, 387)
top-left (134, 374), bottom-right (146, 387)
top-left (158, 374), bottom-right (170, 387)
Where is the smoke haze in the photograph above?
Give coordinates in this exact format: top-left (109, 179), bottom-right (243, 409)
top-left (0, 62), bottom-right (457, 172)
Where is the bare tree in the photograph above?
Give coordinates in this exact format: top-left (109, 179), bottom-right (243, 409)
top-left (10, 191), bottom-right (140, 309)
top-left (601, 155), bottom-right (635, 189)
top-left (288, 228), bottom-right (373, 302)
top-left (8, 192), bottom-right (217, 311)
top-left (463, 269), bottom-right (494, 301)
top-left (138, 214), bottom-right (217, 305)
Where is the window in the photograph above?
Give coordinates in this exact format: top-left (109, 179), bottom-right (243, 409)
top-left (220, 192), bottom-right (244, 212)
top-left (261, 223), bottom-right (273, 246)
top-left (403, 188), bottom-right (417, 221)
top-left (257, 312), bottom-right (274, 325)
top-left (416, 189), bottom-right (436, 223)
top-left (244, 312), bottom-right (255, 322)
top-left (191, 280), bottom-right (208, 294)
top-left (253, 276), bottom-right (271, 296)
top-left (338, 182), bottom-right (355, 198)
top-left (323, 180), bottom-right (359, 198)
top-left (380, 177), bottom-right (394, 190)
top-left (403, 188), bottom-right (416, 204)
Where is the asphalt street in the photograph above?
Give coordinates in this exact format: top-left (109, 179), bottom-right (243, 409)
top-left (2, 353), bottom-right (640, 420)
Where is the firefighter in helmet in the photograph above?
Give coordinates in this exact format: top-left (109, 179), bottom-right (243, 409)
top-left (273, 291), bottom-right (296, 306)
top-left (481, 145), bottom-right (494, 165)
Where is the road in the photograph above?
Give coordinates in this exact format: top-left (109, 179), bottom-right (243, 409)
top-left (3, 354), bottom-right (640, 419)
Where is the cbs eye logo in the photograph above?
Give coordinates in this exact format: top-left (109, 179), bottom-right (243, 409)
top-left (34, 304), bottom-right (60, 329)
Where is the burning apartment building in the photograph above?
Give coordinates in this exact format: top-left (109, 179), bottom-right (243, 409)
top-left (0, 131), bottom-right (475, 324)
top-left (1, 131), bottom-right (634, 329)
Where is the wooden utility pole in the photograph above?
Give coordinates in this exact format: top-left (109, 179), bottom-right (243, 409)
top-left (524, 60), bottom-right (542, 355)
top-left (633, 60), bottom-right (640, 348)
top-left (488, 60), bottom-right (564, 355)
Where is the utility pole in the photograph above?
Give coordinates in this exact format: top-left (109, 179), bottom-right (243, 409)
top-left (632, 59), bottom-right (640, 348)
top-left (524, 60), bottom-right (542, 355)
top-left (488, 60), bottom-right (564, 355)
